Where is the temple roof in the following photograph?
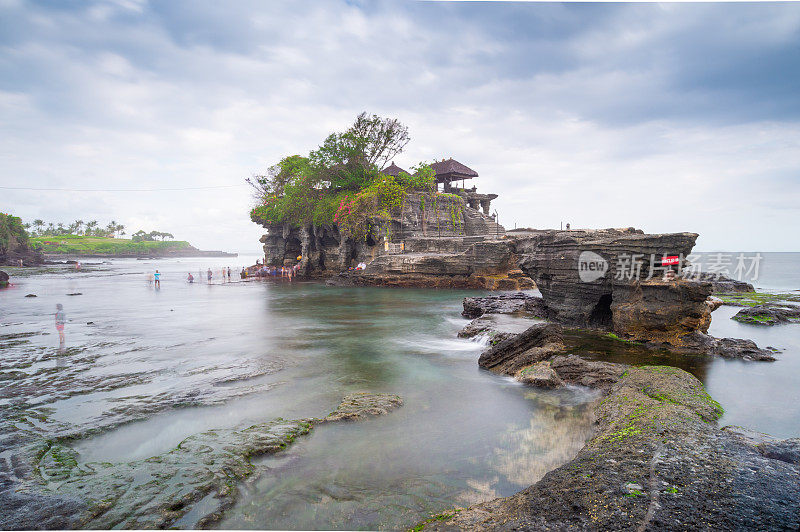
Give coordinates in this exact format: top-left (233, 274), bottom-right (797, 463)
top-left (381, 162), bottom-right (409, 177)
top-left (430, 158), bottom-right (478, 180)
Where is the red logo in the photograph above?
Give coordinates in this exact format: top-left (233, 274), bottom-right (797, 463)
top-left (661, 255), bottom-right (680, 266)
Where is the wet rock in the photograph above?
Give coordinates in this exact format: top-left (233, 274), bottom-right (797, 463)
top-left (515, 361), bottom-right (563, 388)
top-left (457, 316), bottom-right (497, 338)
top-left (0, 270), bottom-right (8, 288)
top-left (549, 355), bottom-right (628, 391)
top-left (671, 332), bottom-right (776, 361)
top-left (706, 295), bottom-right (723, 312)
top-left (422, 366), bottom-right (799, 531)
top-left (478, 323), bottom-right (565, 375)
top-left (4, 392), bottom-right (403, 530)
top-left (66, 292), bottom-right (82, 296)
top-left (732, 304), bottom-right (800, 326)
top-left (462, 292), bottom-right (551, 319)
top-left (322, 392), bottom-right (403, 422)
top-left (24, 293), bottom-right (36, 298)
top-left (723, 426), bottom-right (800, 465)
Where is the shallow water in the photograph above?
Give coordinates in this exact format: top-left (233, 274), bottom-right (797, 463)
top-left (1, 255), bottom-right (798, 529)
top-left (0, 257), bottom-right (596, 529)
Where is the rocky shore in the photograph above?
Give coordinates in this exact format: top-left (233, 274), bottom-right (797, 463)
top-left (0, 392), bottom-right (402, 530)
top-left (415, 306), bottom-right (799, 530)
top-left (423, 361), bottom-right (799, 530)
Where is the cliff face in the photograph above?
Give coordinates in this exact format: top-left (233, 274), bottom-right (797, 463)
top-left (511, 228), bottom-right (712, 343)
top-left (0, 233), bottom-right (43, 266)
top-left (260, 192), bottom-right (521, 288)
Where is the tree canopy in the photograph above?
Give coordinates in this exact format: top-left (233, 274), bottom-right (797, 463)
top-left (248, 112), bottom-right (437, 240)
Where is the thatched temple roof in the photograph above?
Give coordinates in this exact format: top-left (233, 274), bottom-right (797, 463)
top-left (430, 158), bottom-right (478, 182)
top-left (381, 162), bottom-right (409, 177)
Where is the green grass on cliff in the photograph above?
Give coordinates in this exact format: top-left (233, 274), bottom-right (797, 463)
top-left (30, 235), bottom-right (192, 256)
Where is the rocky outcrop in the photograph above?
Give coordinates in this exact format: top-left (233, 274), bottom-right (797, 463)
top-left (1, 392), bottom-right (402, 530)
top-left (328, 240), bottom-right (516, 289)
top-left (260, 191), bottom-right (525, 289)
top-left (462, 292), bottom-right (550, 319)
top-left (464, 292), bottom-right (776, 361)
top-left (0, 235), bottom-right (43, 266)
top-left (732, 304), bottom-right (800, 326)
top-left (423, 366), bottom-right (800, 531)
top-left (513, 229), bottom-right (710, 341)
top-left (0, 270), bottom-right (8, 288)
top-left (478, 323), bottom-right (565, 375)
top-left (666, 333), bottom-right (777, 361)
top-left (549, 355), bottom-right (628, 391)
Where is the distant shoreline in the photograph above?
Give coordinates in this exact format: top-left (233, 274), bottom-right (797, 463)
top-left (43, 250), bottom-right (238, 259)
top-left (30, 235), bottom-right (237, 259)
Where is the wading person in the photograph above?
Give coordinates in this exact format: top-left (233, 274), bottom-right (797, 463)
top-left (154, 269), bottom-right (161, 288)
top-left (55, 303), bottom-right (66, 348)
top-left (187, 272), bottom-right (194, 283)
top-left (207, 268), bottom-right (212, 283)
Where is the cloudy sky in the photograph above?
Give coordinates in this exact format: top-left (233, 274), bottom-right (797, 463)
top-left (2, 0), bottom-right (799, 253)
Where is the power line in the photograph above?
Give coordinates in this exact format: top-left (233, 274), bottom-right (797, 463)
top-left (0, 184), bottom-right (247, 192)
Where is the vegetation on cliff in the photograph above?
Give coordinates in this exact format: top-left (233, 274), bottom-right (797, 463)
top-left (248, 112), bottom-right (464, 240)
top-left (0, 212), bottom-right (30, 253)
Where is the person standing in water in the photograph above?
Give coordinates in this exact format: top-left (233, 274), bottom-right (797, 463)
top-left (187, 272), bottom-right (194, 283)
top-left (227, 267), bottom-right (232, 280)
top-left (55, 303), bottom-right (66, 347)
top-left (154, 269), bottom-right (161, 288)
top-left (207, 268), bottom-right (212, 283)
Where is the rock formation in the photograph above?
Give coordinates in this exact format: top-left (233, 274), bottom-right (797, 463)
top-left (0, 233), bottom-right (43, 266)
top-left (732, 304), bottom-right (800, 326)
top-left (511, 228), bottom-right (709, 341)
top-left (259, 191), bottom-right (528, 289)
top-left (422, 365), bottom-right (800, 531)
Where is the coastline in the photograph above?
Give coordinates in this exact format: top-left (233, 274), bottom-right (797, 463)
top-left (413, 296), bottom-right (800, 530)
top-left (42, 250), bottom-right (238, 260)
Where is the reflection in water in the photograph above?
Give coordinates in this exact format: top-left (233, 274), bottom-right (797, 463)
top-left (491, 391), bottom-right (597, 488)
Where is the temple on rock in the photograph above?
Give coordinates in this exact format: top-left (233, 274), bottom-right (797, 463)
top-left (258, 157), bottom-right (521, 288)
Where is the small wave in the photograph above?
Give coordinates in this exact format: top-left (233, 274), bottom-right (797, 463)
top-left (394, 335), bottom-right (484, 355)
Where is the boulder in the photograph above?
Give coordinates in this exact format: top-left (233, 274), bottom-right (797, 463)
top-left (0, 270), bottom-right (9, 288)
top-left (549, 355), bottom-right (628, 391)
top-left (478, 323), bottom-right (565, 375)
top-left (732, 304), bottom-right (800, 326)
top-left (515, 361), bottom-right (563, 388)
top-left (671, 332), bottom-right (777, 361)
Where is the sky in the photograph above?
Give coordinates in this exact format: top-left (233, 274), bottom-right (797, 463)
top-left (1, 0), bottom-right (799, 253)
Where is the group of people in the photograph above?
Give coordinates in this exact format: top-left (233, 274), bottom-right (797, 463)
top-left (187, 266), bottom-right (235, 284)
top-left (246, 263), bottom-right (300, 280)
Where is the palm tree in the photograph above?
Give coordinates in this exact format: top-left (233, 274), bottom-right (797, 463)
top-left (56, 223), bottom-right (66, 235)
top-left (85, 220), bottom-right (98, 237)
top-left (33, 219), bottom-right (44, 235)
top-left (74, 219), bottom-right (84, 235)
top-left (46, 223), bottom-right (55, 235)
top-left (117, 224), bottom-right (125, 238)
top-left (67, 222), bottom-right (78, 235)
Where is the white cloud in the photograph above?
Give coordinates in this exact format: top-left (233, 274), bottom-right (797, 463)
top-left (1, 1), bottom-right (799, 252)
